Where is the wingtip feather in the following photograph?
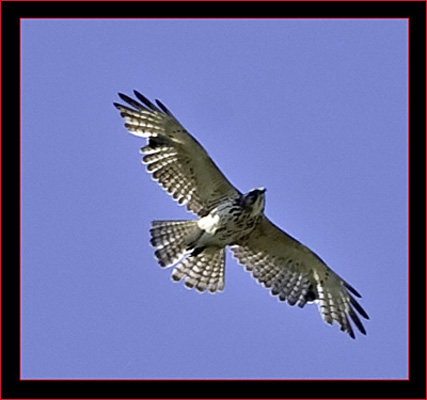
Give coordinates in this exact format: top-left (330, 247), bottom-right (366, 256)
top-left (118, 92), bottom-right (131, 102)
top-left (133, 90), bottom-right (160, 112)
top-left (344, 281), bottom-right (362, 298)
top-left (155, 99), bottom-right (172, 115)
top-left (349, 294), bottom-right (369, 320)
top-left (349, 307), bottom-right (367, 335)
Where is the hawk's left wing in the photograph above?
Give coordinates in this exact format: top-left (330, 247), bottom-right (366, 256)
top-left (114, 91), bottom-right (240, 217)
top-left (231, 216), bottom-right (369, 338)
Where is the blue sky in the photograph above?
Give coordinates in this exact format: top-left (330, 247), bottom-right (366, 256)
top-left (20, 19), bottom-right (408, 379)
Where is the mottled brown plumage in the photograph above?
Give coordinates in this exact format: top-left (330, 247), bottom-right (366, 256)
top-left (115, 91), bottom-right (369, 338)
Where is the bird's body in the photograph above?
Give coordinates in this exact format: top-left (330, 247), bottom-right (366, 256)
top-left (196, 188), bottom-right (266, 247)
top-left (151, 189), bottom-right (266, 292)
top-left (114, 91), bottom-right (369, 338)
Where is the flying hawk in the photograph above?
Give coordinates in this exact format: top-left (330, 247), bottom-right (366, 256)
top-left (114, 91), bottom-right (369, 339)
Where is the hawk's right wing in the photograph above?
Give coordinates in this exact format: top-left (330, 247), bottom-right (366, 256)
top-left (231, 216), bottom-right (369, 338)
top-left (114, 91), bottom-right (240, 217)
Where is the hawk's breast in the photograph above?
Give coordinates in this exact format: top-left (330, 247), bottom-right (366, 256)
top-left (197, 198), bottom-right (261, 248)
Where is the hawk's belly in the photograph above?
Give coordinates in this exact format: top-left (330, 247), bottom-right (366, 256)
top-left (197, 202), bottom-right (259, 248)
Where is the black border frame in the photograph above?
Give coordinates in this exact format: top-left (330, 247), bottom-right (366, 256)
top-left (2, 1), bottom-right (425, 399)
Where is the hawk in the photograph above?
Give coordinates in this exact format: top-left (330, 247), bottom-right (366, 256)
top-left (114, 91), bottom-right (369, 339)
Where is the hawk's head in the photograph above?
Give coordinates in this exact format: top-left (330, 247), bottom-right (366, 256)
top-left (242, 187), bottom-right (266, 215)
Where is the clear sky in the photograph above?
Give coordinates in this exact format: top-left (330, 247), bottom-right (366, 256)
top-left (21, 19), bottom-right (408, 379)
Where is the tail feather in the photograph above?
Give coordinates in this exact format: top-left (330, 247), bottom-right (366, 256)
top-left (172, 248), bottom-right (226, 293)
top-left (150, 220), bottom-right (200, 267)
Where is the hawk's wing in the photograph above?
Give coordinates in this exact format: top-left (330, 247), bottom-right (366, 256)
top-left (231, 216), bottom-right (369, 338)
top-left (114, 91), bottom-right (240, 216)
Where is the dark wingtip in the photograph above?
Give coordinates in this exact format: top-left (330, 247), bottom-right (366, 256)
top-left (344, 281), bottom-right (362, 298)
top-left (357, 324), bottom-right (367, 336)
top-left (349, 308), bottom-right (367, 335)
top-left (133, 90), bottom-right (160, 112)
top-left (117, 90), bottom-right (172, 116)
top-left (349, 295), bottom-right (369, 320)
top-left (118, 92), bottom-right (153, 112)
top-left (155, 99), bottom-right (172, 115)
top-left (133, 90), bottom-right (145, 99)
top-left (118, 92), bottom-right (130, 102)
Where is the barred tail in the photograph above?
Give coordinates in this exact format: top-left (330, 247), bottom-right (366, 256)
top-left (172, 247), bottom-right (225, 293)
top-left (150, 220), bottom-right (200, 267)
